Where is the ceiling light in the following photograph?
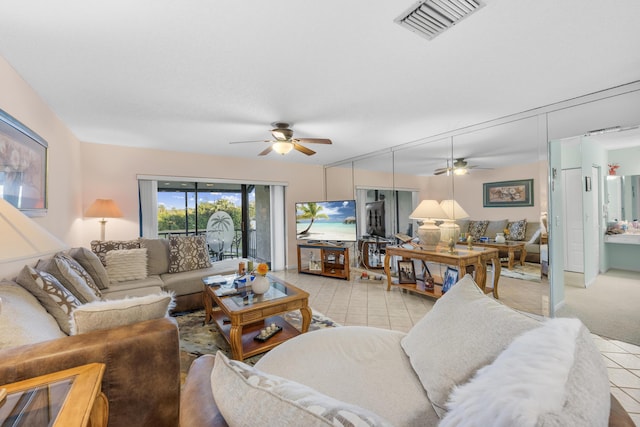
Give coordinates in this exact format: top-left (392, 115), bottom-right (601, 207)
top-left (453, 167), bottom-right (468, 175)
top-left (272, 141), bottom-right (294, 155)
top-left (395, 0), bottom-right (485, 40)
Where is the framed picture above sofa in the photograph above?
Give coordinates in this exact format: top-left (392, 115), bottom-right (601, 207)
top-left (0, 109), bottom-right (48, 216)
top-left (483, 179), bottom-right (533, 208)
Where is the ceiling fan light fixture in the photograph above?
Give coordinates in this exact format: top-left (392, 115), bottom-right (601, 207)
top-left (272, 141), bottom-right (294, 155)
top-left (453, 167), bottom-right (468, 175)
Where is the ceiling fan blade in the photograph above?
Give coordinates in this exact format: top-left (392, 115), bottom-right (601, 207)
top-left (258, 146), bottom-right (273, 156)
top-left (433, 169), bottom-right (448, 176)
top-left (293, 143), bottom-right (316, 156)
top-left (295, 138), bottom-right (332, 145)
top-left (229, 139), bottom-right (270, 144)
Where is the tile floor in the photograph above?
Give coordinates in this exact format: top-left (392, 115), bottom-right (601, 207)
top-left (273, 268), bottom-right (640, 425)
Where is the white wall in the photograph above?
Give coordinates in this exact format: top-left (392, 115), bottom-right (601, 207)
top-left (79, 142), bottom-right (325, 269)
top-left (0, 56), bottom-right (84, 279)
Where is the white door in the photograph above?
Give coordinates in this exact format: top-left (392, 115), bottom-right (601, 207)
top-left (563, 168), bottom-right (584, 273)
top-left (584, 166), bottom-right (600, 286)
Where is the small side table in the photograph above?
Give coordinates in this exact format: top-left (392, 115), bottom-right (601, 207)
top-left (0, 363), bottom-right (108, 427)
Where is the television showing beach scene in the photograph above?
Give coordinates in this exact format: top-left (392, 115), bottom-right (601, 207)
top-left (296, 200), bottom-right (357, 242)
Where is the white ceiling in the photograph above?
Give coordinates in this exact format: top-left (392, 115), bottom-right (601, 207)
top-left (1, 0), bottom-right (640, 167)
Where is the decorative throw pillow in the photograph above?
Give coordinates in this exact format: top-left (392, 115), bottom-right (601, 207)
top-left (467, 220), bottom-right (489, 240)
top-left (37, 253), bottom-right (101, 303)
top-left (440, 318), bottom-right (609, 427)
top-left (16, 266), bottom-right (81, 334)
top-left (69, 291), bottom-right (174, 335)
top-left (140, 238), bottom-right (170, 275)
top-left (507, 219), bottom-right (527, 241)
top-left (69, 247), bottom-right (110, 290)
top-left (400, 274), bottom-right (539, 418)
top-left (0, 280), bottom-right (66, 349)
top-left (168, 235), bottom-right (212, 273)
top-left (105, 248), bottom-right (148, 283)
top-left (211, 352), bottom-right (393, 427)
top-left (91, 239), bottom-right (141, 266)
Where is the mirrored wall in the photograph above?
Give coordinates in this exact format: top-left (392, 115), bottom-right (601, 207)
top-left (325, 116), bottom-right (550, 317)
top-left (323, 83), bottom-right (640, 340)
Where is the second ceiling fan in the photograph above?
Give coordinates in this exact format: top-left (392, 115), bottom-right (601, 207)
top-left (230, 122), bottom-right (332, 156)
top-left (434, 158), bottom-right (489, 175)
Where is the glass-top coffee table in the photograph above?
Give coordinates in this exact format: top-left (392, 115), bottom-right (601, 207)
top-left (202, 274), bottom-right (312, 360)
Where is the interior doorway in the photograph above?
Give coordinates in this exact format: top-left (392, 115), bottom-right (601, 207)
top-left (562, 168), bottom-right (584, 274)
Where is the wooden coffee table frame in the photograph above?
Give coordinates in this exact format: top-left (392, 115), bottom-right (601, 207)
top-left (467, 241), bottom-right (527, 270)
top-left (203, 274), bottom-right (312, 360)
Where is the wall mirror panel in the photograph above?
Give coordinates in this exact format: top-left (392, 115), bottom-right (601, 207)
top-left (325, 118), bottom-right (549, 318)
top-left (549, 126), bottom-right (640, 346)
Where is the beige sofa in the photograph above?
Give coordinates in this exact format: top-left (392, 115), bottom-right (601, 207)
top-left (89, 237), bottom-right (247, 312)
top-left (180, 275), bottom-right (633, 426)
top-left (457, 219), bottom-right (545, 263)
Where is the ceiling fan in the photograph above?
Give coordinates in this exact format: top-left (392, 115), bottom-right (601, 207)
top-left (434, 158), bottom-right (488, 176)
top-left (229, 122), bottom-right (332, 156)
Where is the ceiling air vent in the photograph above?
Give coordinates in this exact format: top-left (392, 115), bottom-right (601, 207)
top-left (394, 0), bottom-right (484, 40)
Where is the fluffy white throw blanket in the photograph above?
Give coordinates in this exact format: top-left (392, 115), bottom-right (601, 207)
top-left (440, 318), bottom-right (582, 427)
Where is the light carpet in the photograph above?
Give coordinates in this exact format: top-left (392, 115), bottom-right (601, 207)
top-left (556, 270), bottom-right (640, 346)
top-left (174, 309), bottom-right (340, 382)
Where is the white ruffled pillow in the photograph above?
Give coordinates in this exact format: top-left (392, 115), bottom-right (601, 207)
top-left (69, 291), bottom-right (174, 334)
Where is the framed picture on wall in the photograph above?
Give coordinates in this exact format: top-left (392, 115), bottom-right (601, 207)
top-left (0, 109), bottom-right (48, 216)
top-left (483, 179), bottom-right (533, 208)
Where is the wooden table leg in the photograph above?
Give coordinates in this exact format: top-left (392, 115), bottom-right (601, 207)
top-left (507, 248), bottom-right (515, 270)
top-left (492, 256), bottom-right (501, 299)
top-left (384, 253), bottom-right (392, 291)
top-left (229, 324), bottom-right (243, 360)
top-left (520, 246), bottom-right (527, 266)
top-left (474, 259), bottom-right (487, 290)
top-left (300, 306), bottom-right (312, 333)
top-left (202, 290), bottom-right (212, 324)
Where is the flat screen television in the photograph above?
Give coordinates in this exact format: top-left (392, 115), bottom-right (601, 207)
top-left (296, 200), bottom-right (357, 242)
top-left (365, 200), bottom-right (386, 238)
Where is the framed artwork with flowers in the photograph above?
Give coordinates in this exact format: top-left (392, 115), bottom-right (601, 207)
top-left (0, 109), bottom-right (48, 216)
top-left (483, 179), bottom-right (534, 208)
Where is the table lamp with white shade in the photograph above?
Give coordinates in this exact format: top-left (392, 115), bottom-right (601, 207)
top-left (439, 199), bottom-right (470, 243)
top-left (85, 198), bottom-right (122, 241)
top-left (409, 200), bottom-right (447, 250)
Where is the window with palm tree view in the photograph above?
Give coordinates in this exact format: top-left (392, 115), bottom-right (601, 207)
top-left (156, 181), bottom-right (271, 262)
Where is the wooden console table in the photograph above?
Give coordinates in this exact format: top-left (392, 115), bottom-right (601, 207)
top-left (384, 245), bottom-right (501, 298)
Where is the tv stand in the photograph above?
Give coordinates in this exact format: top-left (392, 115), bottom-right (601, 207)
top-left (297, 242), bottom-right (350, 280)
top-left (358, 237), bottom-right (391, 270)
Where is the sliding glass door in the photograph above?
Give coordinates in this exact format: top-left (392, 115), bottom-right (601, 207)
top-left (141, 179), bottom-right (276, 265)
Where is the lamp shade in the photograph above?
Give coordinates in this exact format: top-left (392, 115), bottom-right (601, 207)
top-left (409, 200), bottom-right (446, 250)
top-left (439, 200), bottom-right (469, 220)
top-left (439, 200), bottom-right (469, 243)
top-left (0, 198), bottom-right (66, 263)
top-left (85, 199), bottom-right (123, 218)
top-left (409, 200), bottom-right (446, 220)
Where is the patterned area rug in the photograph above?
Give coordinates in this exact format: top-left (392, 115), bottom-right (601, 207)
top-left (174, 309), bottom-right (340, 382)
top-left (491, 262), bottom-right (542, 282)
